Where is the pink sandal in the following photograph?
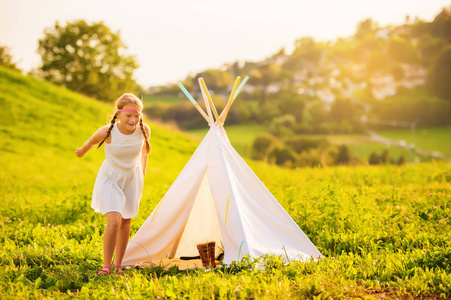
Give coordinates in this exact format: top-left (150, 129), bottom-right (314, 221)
top-left (96, 265), bottom-right (111, 275)
top-left (115, 265), bottom-right (124, 275)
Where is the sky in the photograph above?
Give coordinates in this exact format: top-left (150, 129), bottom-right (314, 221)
top-left (1, 0), bottom-right (450, 87)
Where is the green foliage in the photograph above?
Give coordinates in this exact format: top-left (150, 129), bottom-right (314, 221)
top-left (387, 36), bottom-right (419, 64)
top-left (430, 9), bottom-right (451, 43)
top-left (428, 44), bottom-right (451, 101)
top-left (192, 69), bottom-right (234, 92)
top-left (250, 133), bottom-right (279, 161)
top-left (251, 63), bottom-right (283, 104)
top-left (269, 114), bottom-right (295, 137)
top-left (329, 98), bottom-right (363, 122)
top-left (366, 51), bottom-right (389, 75)
top-left (284, 136), bottom-right (330, 154)
top-left (0, 45), bottom-right (19, 71)
top-left (355, 18), bottom-right (379, 40)
top-left (371, 88), bottom-right (451, 126)
top-left (290, 37), bottom-right (325, 67)
top-left (37, 20), bottom-right (138, 102)
top-left (335, 145), bottom-right (351, 165)
top-left (268, 145), bottom-right (298, 167)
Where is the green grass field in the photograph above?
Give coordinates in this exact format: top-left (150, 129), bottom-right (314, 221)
top-left (1, 66), bottom-right (450, 299)
top-left (192, 128), bottom-right (431, 163)
top-left (187, 125), bottom-right (268, 156)
top-left (377, 126), bottom-right (451, 158)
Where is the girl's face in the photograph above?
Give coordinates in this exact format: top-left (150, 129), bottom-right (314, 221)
top-left (117, 104), bottom-right (142, 133)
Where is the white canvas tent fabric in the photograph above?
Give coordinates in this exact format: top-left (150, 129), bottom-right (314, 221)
top-left (122, 124), bottom-right (322, 267)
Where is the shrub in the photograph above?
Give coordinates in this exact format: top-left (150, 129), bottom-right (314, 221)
top-left (284, 136), bottom-right (330, 154)
top-left (297, 148), bottom-right (322, 167)
top-left (368, 152), bottom-right (381, 165)
top-left (428, 44), bottom-right (451, 101)
top-left (267, 145), bottom-right (298, 167)
top-left (269, 114), bottom-right (296, 137)
top-left (250, 134), bottom-right (279, 161)
top-left (335, 145), bottom-right (351, 165)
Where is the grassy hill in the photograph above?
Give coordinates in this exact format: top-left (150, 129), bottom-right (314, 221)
top-left (0, 65), bottom-right (198, 225)
top-left (0, 66), bottom-right (450, 299)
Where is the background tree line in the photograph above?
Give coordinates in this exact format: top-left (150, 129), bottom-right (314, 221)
top-left (151, 7), bottom-right (451, 131)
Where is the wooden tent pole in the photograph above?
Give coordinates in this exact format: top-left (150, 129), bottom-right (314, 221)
top-left (218, 76), bottom-right (241, 123)
top-left (178, 82), bottom-right (211, 123)
top-left (219, 76), bottom-right (249, 124)
top-left (199, 78), bottom-right (220, 122)
top-left (198, 78), bottom-right (214, 123)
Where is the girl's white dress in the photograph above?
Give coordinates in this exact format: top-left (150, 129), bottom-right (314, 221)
top-left (91, 122), bottom-right (146, 219)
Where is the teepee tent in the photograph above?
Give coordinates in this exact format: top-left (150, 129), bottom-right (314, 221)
top-left (122, 77), bottom-right (322, 268)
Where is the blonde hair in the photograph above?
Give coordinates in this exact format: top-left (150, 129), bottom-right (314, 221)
top-left (97, 93), bottom-right (150, 152)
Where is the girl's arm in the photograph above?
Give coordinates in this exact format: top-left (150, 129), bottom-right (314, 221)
top-left (75, 126), bottom-right (109, 158)
top-left (141, 124), bottom-right (151, 176)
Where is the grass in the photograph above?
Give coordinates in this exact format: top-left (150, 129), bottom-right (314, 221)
top-left (187, 124), bottom-right (268, 156)
top-left (377, 126), bottom-right (451, 158)
top-left (0, 66), bottom-right (450, 299)
top-left (188, 127), bottom-right (436, 163)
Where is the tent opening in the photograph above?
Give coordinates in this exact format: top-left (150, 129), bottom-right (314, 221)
top-left (170, 173), bottom-right (223, 260)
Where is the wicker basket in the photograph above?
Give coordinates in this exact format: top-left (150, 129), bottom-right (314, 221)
top-left (196, 242), bottom-right (216, 267)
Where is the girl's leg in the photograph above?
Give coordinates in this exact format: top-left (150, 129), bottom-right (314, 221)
top-left (102, 212), bottom-right (123, 267)
top-left (113, 217), bottom-right (132, 267)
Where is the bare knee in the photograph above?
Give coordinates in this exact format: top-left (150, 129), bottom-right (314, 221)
top-left (106, 212), bottom-right (122, 231)
top-left (120, 218), bottom-right (131, 231)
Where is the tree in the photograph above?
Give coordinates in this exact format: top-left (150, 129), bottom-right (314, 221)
top-left (38, 20), bottom-right (138, 101)
top-left (368, 152), bottom-right (381, 165)
top-left (355, 19), bottom-right (378, 40)
top-left (251, 62), bottom-right (282, 105)
top-left (428, 44), bottom-right (451, 101)
top-left (0, 46), bottom-right (19, 71)
top-left (387, 36), bottom-right (418, 64)
top-left (193, 69), bottom-right (233, 92)
top-left (366, 51), bottom-right (388, 75)
top-left (335, 145), bottom-right (351, 165)
top-left (290, 37), bottom-right (324, 68)
top-left (329, 98), bottom-right (362, 122)
top-left (430, 8), bottom-right (451, 43)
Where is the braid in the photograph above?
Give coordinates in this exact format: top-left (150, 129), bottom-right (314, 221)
top-left (139, 118), bottom-right (150, 152)
top-left (97, 114), bottom-right (117, 149)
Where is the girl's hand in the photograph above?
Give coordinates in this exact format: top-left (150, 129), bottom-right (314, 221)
top-left (75, 125), bottom-right (110, 158)
top-left (75, 147), bottom-right (86, 158)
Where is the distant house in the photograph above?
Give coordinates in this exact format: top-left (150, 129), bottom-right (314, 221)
top-left (308, 75), bottom-right (326, 86)
top-left (328, 78), bottom-right (343, 89)
top-left (266, 82), bottom-right (283, 94)
top-left (342, 78), bottom-right (367, 98)
top-left (376, 28), bottom-right (391, 40)
top-left (273, 54), bottom-right (289, 66)
top-left (370, 72), bottom-right (397, 99)
top-left (348, 63), bottom-right (367, 81)
top-left (316, 87), bottom-right (336, 106)
top-left (147, 86), bottom-right (162, 94)
top-left (392, 25), bottom-right (410, 37)
top-left (242, 85), bottom-right (256, 94)
top-left (399, 64), bottom-right (427, 88)
top-left (297, 87), bottom-right (315, 96)
top-left (292, 70), bottom-right (309, 85)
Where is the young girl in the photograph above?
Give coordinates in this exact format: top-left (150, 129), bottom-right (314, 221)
top-left (75, 93), bottom-right (151, 275)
